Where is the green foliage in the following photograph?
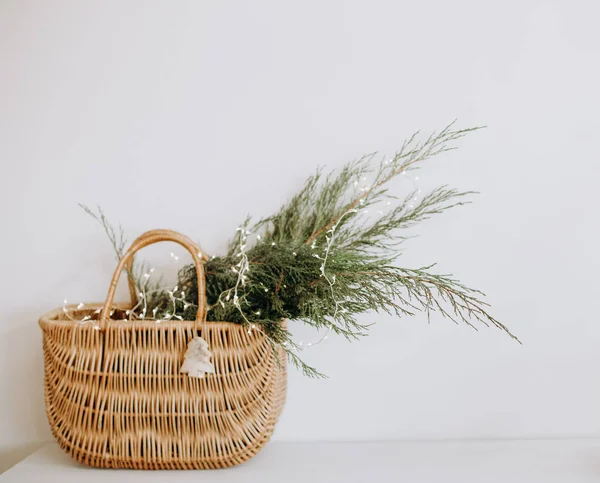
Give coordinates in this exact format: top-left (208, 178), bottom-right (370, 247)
top-left (83, 123), bottom-right (518, 378)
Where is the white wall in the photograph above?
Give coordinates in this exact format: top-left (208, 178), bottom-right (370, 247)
top-left (1, 0), bottom-right (599, 472)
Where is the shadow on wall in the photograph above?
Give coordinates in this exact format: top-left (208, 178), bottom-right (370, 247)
top-left (0, 312), bottom-right (52, 473)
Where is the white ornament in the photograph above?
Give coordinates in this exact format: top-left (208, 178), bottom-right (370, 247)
top-left (180, 336), bottom-right (215, 378)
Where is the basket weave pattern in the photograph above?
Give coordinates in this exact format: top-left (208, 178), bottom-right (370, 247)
top-left (39, 230), bottom-right (287, 469)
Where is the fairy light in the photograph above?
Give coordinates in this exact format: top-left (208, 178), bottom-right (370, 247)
top-left (297, 155), bottom-right (422, 348)
top-left (62, 250), bottom-right (198, 327)
top-left (211, 227), bottom-right (253, 326)
top-left (61, 299), bottom-right (100, 329)
top-left (401, 170), bottom-right (422, 209)
top-left (297, 208), bottom-right (357, 348)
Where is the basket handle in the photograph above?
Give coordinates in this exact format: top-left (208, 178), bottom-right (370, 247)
top-left (99, 229), bottom-right (207, 330)
top-left (123, 229), bottom-right (209, 310)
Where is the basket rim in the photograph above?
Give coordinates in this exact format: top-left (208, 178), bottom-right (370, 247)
top-left (39, 303), bottom-right (247, 331)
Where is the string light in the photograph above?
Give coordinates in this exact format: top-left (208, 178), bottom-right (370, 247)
top-left (211, 227), bottom-right (253, 326)
top-left (297, 208), bottom-right (356, 348)
top-left (62, 251), bottom-right (198, 327)
top-left (297, 156), bottom-right (421, 348)
top-left (401, 169), bottom-right (422, 209)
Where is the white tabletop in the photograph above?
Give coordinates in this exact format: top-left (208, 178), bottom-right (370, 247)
top-left (2, 439), bottom-right (600, 482)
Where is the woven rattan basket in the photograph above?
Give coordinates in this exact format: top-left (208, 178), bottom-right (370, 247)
top-left (39, 229), bottom-right (287, 469)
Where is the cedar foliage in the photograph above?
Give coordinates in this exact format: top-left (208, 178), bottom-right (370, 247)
top-left (83, 123), bottom-right (518, 378)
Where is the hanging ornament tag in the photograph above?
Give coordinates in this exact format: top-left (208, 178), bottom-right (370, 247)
top-left (180, 336), bottom-right (215, 378)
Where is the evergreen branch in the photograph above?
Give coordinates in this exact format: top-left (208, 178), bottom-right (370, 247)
top-left (81, 123), bottom-right (516, 379)
top-left (79, 204), bottom-right (127, 259)
top-left (304, 122), bottom-right (482, 245)
top-left (343, 187), bottom-right (475, 252)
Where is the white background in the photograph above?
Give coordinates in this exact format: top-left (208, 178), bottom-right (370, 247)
top-left (1, 0), bottom-right (599, 473)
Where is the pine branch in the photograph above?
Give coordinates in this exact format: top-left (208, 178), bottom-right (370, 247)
top-left (79, 204), bottom-right (127, 259)
top-left (304, 122), bottom-right (482, 245)
top-left (80, 123), bottom-right (516, 379)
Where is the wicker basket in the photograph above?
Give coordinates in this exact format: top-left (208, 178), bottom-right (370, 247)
top-left (39, 229), bottom-right (287, 469)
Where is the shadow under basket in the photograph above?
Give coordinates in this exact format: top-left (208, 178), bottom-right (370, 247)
top-left (38, 229), bottom-right (287, 470)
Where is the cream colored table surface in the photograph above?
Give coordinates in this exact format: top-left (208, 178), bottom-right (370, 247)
top-left (2, 439), bottom-right (600, 482)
